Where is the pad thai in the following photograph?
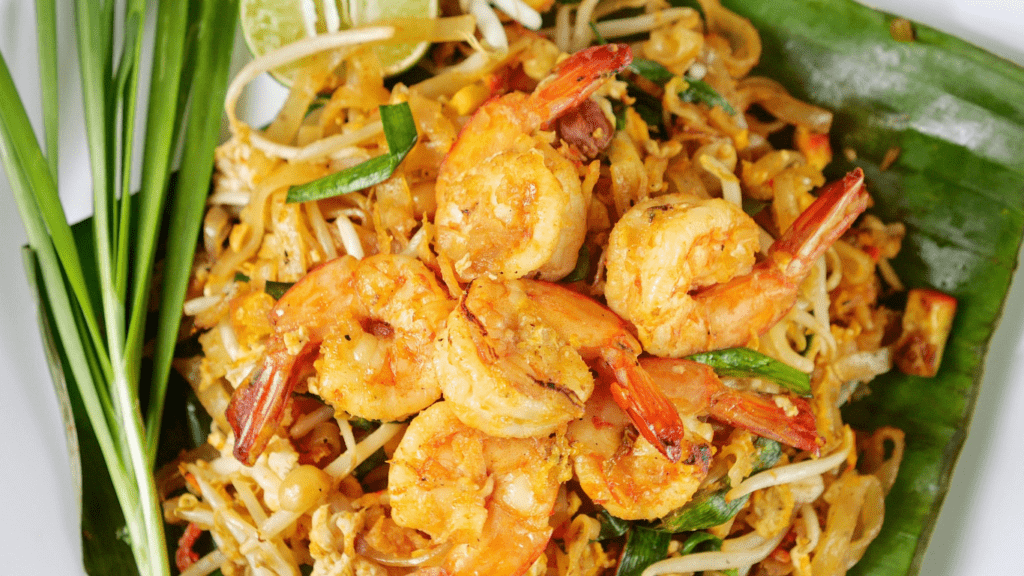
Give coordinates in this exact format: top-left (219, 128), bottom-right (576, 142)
top-left (162, 1), bottom-right (955, 575)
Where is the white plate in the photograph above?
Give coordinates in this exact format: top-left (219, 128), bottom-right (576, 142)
top-left (0, 1), bottom-right (1020, 573)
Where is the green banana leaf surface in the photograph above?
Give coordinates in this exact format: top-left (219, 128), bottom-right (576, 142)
top-left (722, 0), bottom-right (1024, 574)
top-left (33, 0), bottom-right (1024, 574)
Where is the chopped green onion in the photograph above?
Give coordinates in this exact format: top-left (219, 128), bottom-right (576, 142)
top-left (655, 487), bottom-right (751, 533)
top-left (561, 244), bottom-right (591, 283)
top-left (679, 533), bottom-right (737, 576)
top-left (233, 273), bottom-right (294, 300)
top-left (589, 21), bottom-right (608, 45)
top-left (651, 437), bottom-right (781, 532)
top-left (626, 58), bottom-right (675, 85)
top-left (680, 531), bottom-right (723, 555)
top-left (353, 447), bottom-right (388, 481)
top-left (686, 347), bottom-right (812, 397)
top-left (598, 509), bottom-right (631, 540)
top-left (287, 102), bottom-right (418, 203)
top-left (679, 76), bottom-right (737, 115)
top-left (615, 525), bottom-right (672, 576)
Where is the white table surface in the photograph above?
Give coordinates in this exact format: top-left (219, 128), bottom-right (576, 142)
top-left (0, 1), bottom-right (1021, 574)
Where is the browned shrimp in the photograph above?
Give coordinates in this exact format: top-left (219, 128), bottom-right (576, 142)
top-left (435, 43), bottom-right (631, 282)
top-left (435, 277), bottom-right (687, 462)
top-left (388, 401), bottom-right (570, 576)
top-left (227, 254), bottom-right (453, 465)
top-left (605, 168), bottom-right (869, 357)
top-left (641, 356), bottom-right (822, 454)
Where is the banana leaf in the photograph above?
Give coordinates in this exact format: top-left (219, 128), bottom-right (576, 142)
top-left (31, 0), bottom-right (1024, 574)
top-left (719, 0), bottom-right (1024, 574)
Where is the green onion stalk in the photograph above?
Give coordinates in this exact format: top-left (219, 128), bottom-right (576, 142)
top-left (0, 0), bottom-right (238, 573)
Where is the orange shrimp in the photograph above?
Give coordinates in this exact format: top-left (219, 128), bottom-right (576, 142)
top-left (605, 168), bottom-right (869, 357)
top-left (435, 43), bottom-right (631, 282)
top-left (641, 356), bottom-right (822, 454)
top-left (567, 374), bottom-right (712, 521)
top-left (435, 277), bottom-right (687, 462)
top-left (227, 254), bottom-right (453, 465)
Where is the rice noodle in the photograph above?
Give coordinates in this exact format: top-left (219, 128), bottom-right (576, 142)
top-left (738, 76), bottom-right (833, 133)
top-left (261, 120), bottom-right (383, 162)
top-left (699, 153), bottom-right (742, 206)
top-left (554, 4), bottom-right (573, 52)
top-left (592, 0), bottom-right (650, 20)
top-left (764, 316), bottom-right (816, 373)
top-left (357, 538), bottom-right (453, 567)
top-left (728, 427), bottom-right (854, 501)
top-left (641, 527), bottom-right (787, 576)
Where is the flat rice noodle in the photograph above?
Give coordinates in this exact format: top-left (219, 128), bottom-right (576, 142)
top-left (811, 470), bottom-right (885, 576)
top-left (696, 0), bottom-right (761, 78)
top-left (738, 76), bottom-right (833, 133)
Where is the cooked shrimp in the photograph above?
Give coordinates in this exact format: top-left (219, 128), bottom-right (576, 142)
top-left (567, 374), bottom-right (712, 521)
top-left (434, 276), bottom-right (594, 438)
top-left (387, 401), bottom-right (571, 576)
top-left (605, 168), bottom-right (868, 357)
top-left (435, 43), bottom-right (631, 282)
top-left (227, 254), bottom-right (453, 465)
top-left (436, 277), bottom-right (686, 461)
top-left (641, 356), bottom-right (822, 454)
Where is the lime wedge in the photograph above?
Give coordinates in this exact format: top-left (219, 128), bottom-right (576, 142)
top-left (239, 0), bottom-right (438, 85)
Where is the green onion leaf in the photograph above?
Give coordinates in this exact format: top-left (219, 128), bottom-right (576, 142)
top-left (287, 102), bottom-right (418, 203)
top-left (265, 281), bottom-right (294, 300)
top-left (655, 488), bottom-right (752, 533)
top-left (680, 531), bottom-right (723, 555)
top-left (598, 509), bottom-right (631, 540)
top-left (615, 525), bottom-right (672, 576)
top-left (233, 273), bottom-right (293, 300)
top-left (678, 76), bottom-right (737, 115)
top-left (651, 437), bottom-right (781, 532)
top-left (626, 58), bottom-right (675, 85)
top-left (34, 0), bottom-right (58, 178)
top-left (148, 0), bottom-right (241, 464)
top-left (686, 347), bottom-right (812, 397)
top-left (679, 533), bottom-right (737, 576)
top-left (561, 244), bottom-right (591, 283)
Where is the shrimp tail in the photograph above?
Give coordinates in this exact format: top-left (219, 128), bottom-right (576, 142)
top-left (708, 390), bottom-right (822, 456)
top-left (641, 357), bottom-right (822, 455)
top-left (531, 43), bottom-right (632, 121)
top-left (605, 352), bottom-right (686, 463)
top-left (770, 167), bottom-right (868, 280)
top-left (226, 341), bottom-right (317, 465)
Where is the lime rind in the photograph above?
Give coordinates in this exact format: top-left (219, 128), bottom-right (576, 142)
top-left (239, 0), bottom-right (439, 85)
